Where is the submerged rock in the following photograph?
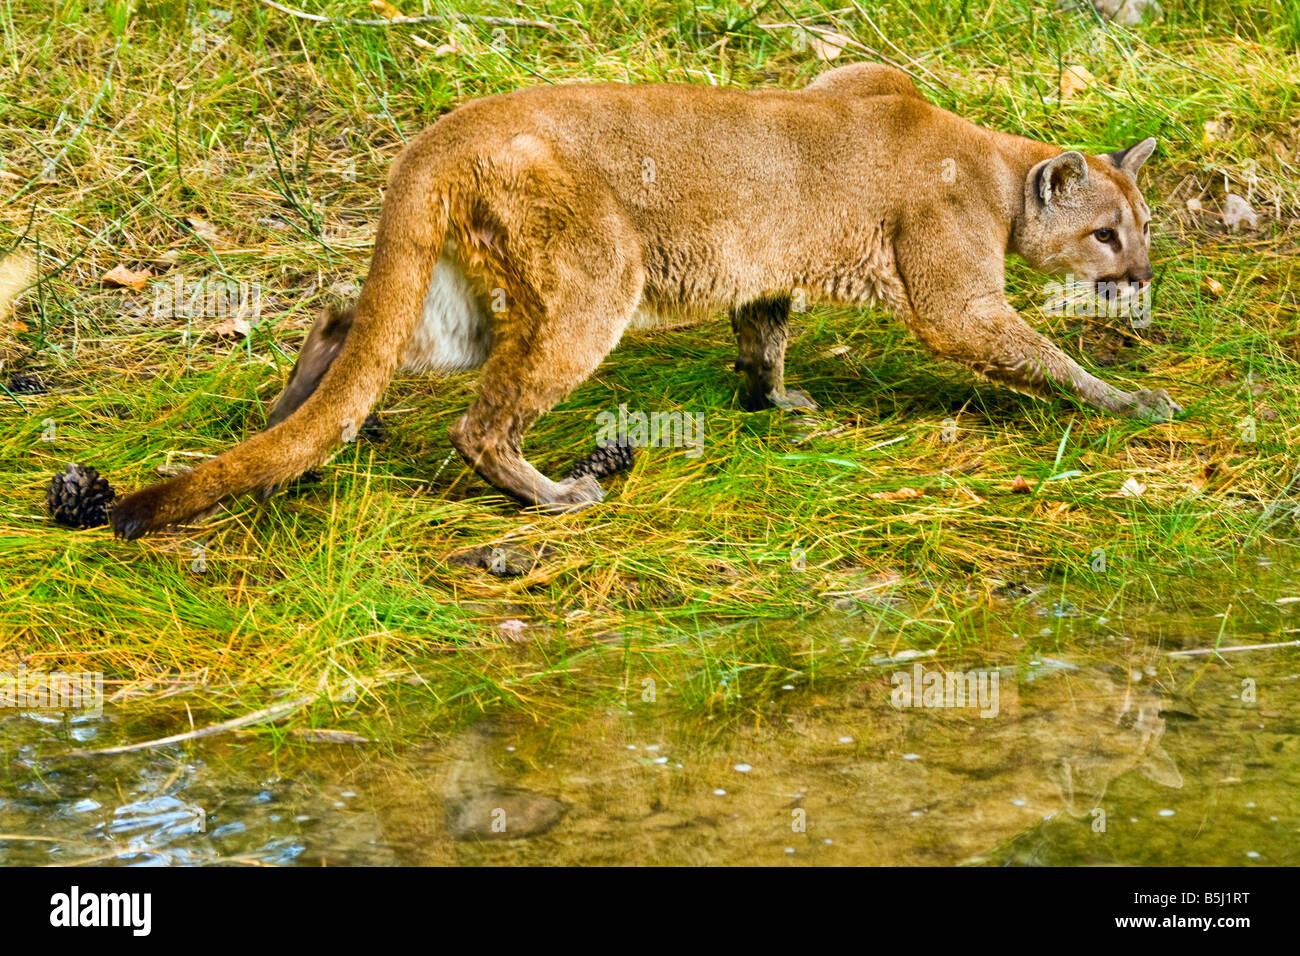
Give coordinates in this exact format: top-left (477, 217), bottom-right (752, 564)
top-left (445, 788), bottom-right (566, 841)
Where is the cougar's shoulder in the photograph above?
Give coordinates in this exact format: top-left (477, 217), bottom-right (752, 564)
top-left (805, 62), bottom-right (925, 100)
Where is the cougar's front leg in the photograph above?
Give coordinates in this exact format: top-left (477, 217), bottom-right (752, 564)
top-left (917, 298), bottom-right (1180, 420)
top-left (731, 296), bottom-right (817, 411)
top-left (894, 239), bottom-right (1180, 421)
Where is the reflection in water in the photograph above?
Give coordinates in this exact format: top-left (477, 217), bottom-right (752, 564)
top-left (366, 650), bottom-right (1194, 865)
top-left (2, 561), bottom-right (1298, 865)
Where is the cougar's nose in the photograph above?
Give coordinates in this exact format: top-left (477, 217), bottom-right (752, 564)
top-left (1128, 267), bottom-right (1159, 293)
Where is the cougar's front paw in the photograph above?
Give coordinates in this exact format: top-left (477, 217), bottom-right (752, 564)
top-left (539, 474), bottom-right (605, 514)
top-left (1126, 388), bottom-right (1183, 422)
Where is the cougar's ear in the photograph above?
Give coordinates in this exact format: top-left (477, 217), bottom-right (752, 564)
top-left (1031, 150), bottom-right (1090, 208)
top-left (1106, 137), bottom-right (1157, 177)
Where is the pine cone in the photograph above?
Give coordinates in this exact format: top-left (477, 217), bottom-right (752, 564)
top-left (359, 412), bottom-right (386, 442)
top-left (46, 463), bottom-right (117, 528)
top-left (566, 441), bottom-right (636, 482)
top-left (5, 372), bottom-right (46, 394)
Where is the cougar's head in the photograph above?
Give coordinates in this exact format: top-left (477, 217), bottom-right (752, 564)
top-left (1014, 138), bottom-right (1157, 312)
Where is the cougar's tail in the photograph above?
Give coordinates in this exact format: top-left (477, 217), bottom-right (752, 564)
top-left (110, 168), bottom-right (446, 539)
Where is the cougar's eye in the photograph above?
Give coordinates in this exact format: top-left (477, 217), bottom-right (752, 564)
top-left (1094, 228), bottom-right (1116, 243)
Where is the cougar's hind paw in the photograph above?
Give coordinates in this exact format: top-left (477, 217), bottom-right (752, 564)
top-left (1127, 388), bottom-right (1183, 423)
top-left (539, 474), bottom-right (605, 514)
top-left (772, 388), bottom-right (819, 411)
top-left (743, 387), bottom-right (820, 412)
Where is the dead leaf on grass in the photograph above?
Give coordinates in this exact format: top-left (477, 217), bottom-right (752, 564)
top-left (102, 264), bottom-right (152, 291)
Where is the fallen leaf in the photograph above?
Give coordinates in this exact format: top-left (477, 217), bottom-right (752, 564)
top-left (808, 31), bottom-right (851, 61)
top-left (869, 486), bottom-right (923, 501)
top-left (1120, 476), bottom-right (1147, 497)
top-left (1190, 461), bottom-right (1227, 493)
top-left (1202, 276), bottom-right (1224, 298)
top-left (1223, 193), bottom-right (1259, 232)
top-left (1059, 65), bottom-right (1095, 99)
top-left (369, 0), bottom-right (403, 18)
top-left (431, 32), bottom-right (461, 56)
top-left (102, 264), bottom-right (152, 291)
top-left (498, 618), bottom-right (530, 642)
top-left (1094, 0), bottom-right (1162, 27)
top-left (212, 315), bottom-right (250, 337)
top-left (185, 216), bottom-right (221, 245)
top-left (1185, 197), bottom-right (1203, 215)
top-left (1010, 475), bottom-right (1032, 494)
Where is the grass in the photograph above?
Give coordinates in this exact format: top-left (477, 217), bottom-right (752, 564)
top-left (0, 0), bottom-right (1297, 738)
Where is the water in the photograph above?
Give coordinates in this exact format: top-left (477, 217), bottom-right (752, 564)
top-left (3, 556), bottom-right (1298, 865)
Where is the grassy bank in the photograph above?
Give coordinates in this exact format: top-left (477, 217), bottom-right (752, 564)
top-left (0, 0), bottom-right (1297, 733)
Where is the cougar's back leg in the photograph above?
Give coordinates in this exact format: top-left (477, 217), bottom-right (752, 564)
top-left (447, 180), bottom-right (645, 511)
top-left (449, 292), bottom-right (641, 510)
top-left (731, 296), bottom-right (818, 411)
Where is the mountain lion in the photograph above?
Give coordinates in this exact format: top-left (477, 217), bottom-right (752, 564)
top-left (109, 63), bottom-right (1176, 539)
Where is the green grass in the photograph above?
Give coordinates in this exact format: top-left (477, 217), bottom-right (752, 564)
top-left (0, 0), bottom-right (1297, 734)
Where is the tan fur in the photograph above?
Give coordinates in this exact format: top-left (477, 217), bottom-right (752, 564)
top-left (0, 254), bottom-right (34, 324)
top-left (109, 63), bottom-right (1175, 539)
